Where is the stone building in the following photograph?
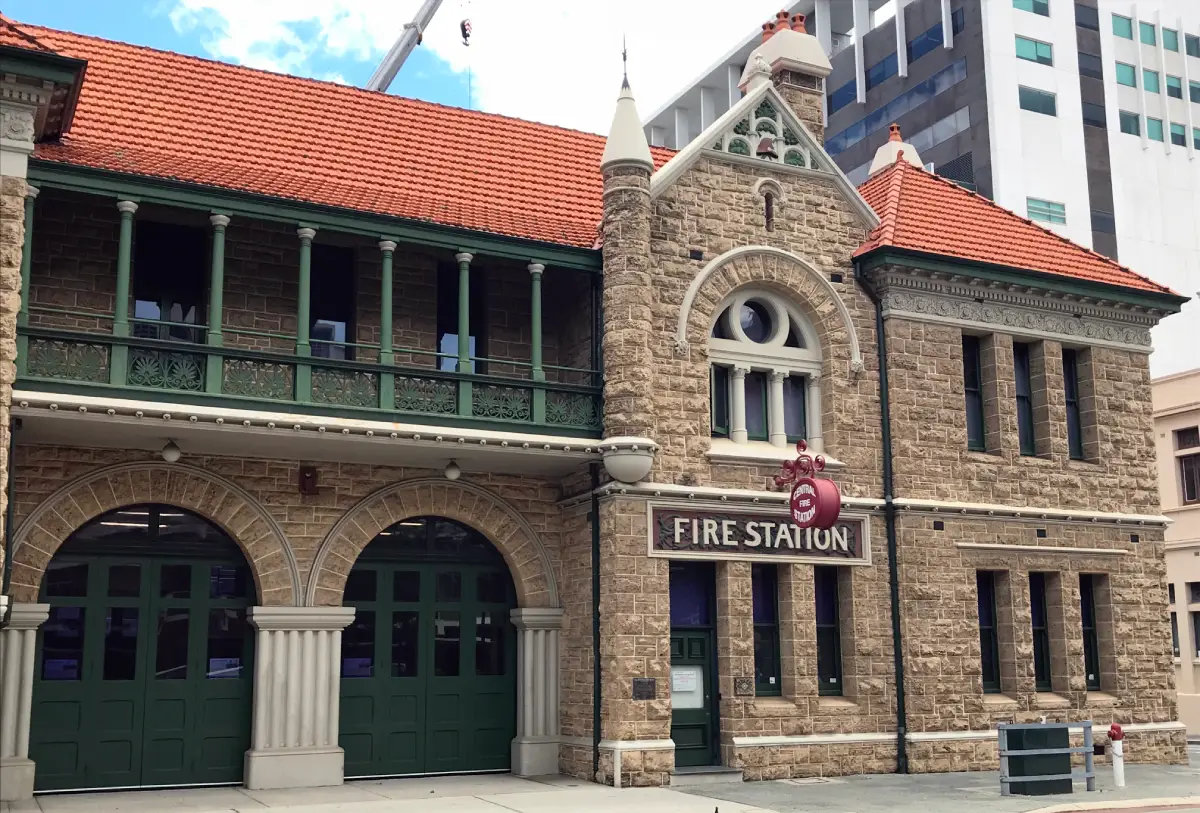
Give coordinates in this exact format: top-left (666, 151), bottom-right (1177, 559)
top-left (0, 10), bottom-right (1189, 799)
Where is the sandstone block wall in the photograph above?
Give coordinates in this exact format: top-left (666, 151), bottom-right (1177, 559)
top-left (0, 175), bottom-right (27, 579)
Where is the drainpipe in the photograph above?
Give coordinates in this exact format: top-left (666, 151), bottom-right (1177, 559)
top-left (590, 462), bottom-right (602, 781)
top-left (857, 262), bottom-right (908, 774)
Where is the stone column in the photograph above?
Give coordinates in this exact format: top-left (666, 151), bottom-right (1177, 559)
top-left (0, 603), bottom-right (49, 801)
top-left (768, 370), bottom-right (787, 447)
top-left (244, 606), bottom-right (355, 791)
top-left (510, 607), bottom-right (563, 776)
top-left (806, 373), bottom-right (824, 453)
top-left (730, 366), bottom-right (749, 443)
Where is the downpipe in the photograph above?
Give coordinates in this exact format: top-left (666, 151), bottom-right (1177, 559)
top-left (858, 263), bottom-right (908, 774)
top-left (590, 462), bottom-right (602, 781)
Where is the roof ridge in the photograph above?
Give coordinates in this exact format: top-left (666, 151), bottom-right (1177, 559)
top-left (911, 163), bottom-right (1169, 292)
top-left (0, 12), bottom-right (57, 52)
top-left (20, 20), bottom-right (676, 152)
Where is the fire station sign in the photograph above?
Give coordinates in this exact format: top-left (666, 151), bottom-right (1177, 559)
top-left (647, 502), bottom-right (870, 566)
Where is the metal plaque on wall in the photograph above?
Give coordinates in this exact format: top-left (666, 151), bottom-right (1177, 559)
top-left (632, 677), bottom-right (656, 700)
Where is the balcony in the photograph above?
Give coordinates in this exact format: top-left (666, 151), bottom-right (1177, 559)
top-left (17, 187), bottom-right (603, 441)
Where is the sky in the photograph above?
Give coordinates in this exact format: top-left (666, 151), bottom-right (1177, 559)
top-left (3, 0), bottom-right (803, 135)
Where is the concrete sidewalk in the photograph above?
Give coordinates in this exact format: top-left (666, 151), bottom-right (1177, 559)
top-left (3, 755), bottom-right (1197, 813)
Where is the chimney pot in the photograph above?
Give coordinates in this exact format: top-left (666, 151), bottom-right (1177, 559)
top-left (762, 22), bottom-right (773, 43)
top-left (889, 123), bottom-right (902, 142)
top-left (776, 10), bottom-right (790, 29)
top-left (792, 14), bottom-right (807, 33)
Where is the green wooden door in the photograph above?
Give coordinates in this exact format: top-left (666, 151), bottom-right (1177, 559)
top-left (30, 506), bottom-right (254, 792)
top-left (339, 517), bottom-right (516, 778)
top-left (669, 563), bottom-right (719, 768)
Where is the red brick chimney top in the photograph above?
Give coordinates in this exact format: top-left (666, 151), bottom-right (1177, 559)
top-left (762, 11), bottom-right (809, 42)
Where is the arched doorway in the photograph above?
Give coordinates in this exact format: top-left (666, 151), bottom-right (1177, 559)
top-left (29, 505), bottom-right (256, 792)
top-left (339, 516), bottom-right (517, 778)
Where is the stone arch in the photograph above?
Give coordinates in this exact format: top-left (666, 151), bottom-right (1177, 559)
top-left (308, 477), bottom-right (559, 608)
top-left (9, 461), bottom-right (301, 606)
top-left (674, 245), bottom-right (864, 374)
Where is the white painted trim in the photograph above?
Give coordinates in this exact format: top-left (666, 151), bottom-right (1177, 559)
top-left (675, 245), bottom-right (865, 374)
top-left (649, 82), bottom-right (879, 229)
top-left (732, 732), bottom-right (894, 747)
top-left (597, 739), bottom-right (676, 751)
top-left (706, 439), bottom-right (846, 470)
top-left (956, 543), bottom-right (1130, 557)
top-left (11, 391), bottom-right (602, 458)
top-left (247, 606), bottom-right (356, 631)
top-left (896, 497), bottom-right (1167, 527)
top-left (1121, 721), bottom-right (1187, 734)
top-left (907, 730), bottom-right (997, 743)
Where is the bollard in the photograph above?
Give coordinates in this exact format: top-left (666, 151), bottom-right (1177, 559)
top-left (1108, 723), bottom-right (1125, 788)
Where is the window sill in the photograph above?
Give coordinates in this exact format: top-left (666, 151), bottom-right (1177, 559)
top-left (817, 697), bottom-right (858, 712)
top-left (1034, 692), bottom-right (1071, 709)
top-left (982, 693), bottom-right (1019, 707)
top-left (1086, 691), bottom-right (1119, 706)
top-left (708, 438), bottom-right (846, 469)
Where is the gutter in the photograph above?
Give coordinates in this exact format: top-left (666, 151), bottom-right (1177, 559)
top-left (857, 261), bottom-right (908, 774)
top-left (590, 462), bottom-right (602, 780)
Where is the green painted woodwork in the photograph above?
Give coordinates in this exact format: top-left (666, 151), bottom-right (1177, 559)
top-left (296, 230), bottom-right (313, 356)
top-left (19, 191), bottom-right (34, 328)
top-left (17, 326), bottom-right (602, 436)
top-left (456, 255), bottom-right (471, 373)
top-left (529, 267), bottom-right (545, 424)
top-left (207, 218), bottom-right (227, 348)
top-left (27, 162), bottom-right (603, 273)
top-left (339, 518), bottom-right (516, 778)
top-left (111, 203), bottom-right (136, 386)
top-left (670, 563), bottom-right (719, 769)
top-left (379, 243), bottom-right (395, 362)
top-left (30, 507), bottom-right (253, 791)
top-left (857, 249), bottom-right (1189, 312)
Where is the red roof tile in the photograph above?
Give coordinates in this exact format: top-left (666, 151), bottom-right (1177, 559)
top-left (0, 13), bottom-right (56, 52)
top-left (855, 158), bottom-right (1176, 296)
top-left (18, 22), bottom-right (672, 249)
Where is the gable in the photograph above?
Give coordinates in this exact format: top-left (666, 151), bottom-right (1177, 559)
top-left (649, 82), bottom-right (878, 229)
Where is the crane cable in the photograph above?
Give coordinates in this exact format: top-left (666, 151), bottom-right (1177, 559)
top-left (460, 0), bottom-right (473, 108)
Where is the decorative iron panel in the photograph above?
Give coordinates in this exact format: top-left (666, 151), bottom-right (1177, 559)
top-left (394, 376), bottom-right (457, 415)
top-left (222, 358), bottom-right (294, 400)
top-left (472, 384), bottom-right (532, 422)
top-left (545, 391), bottom-right (599, 429)
top-left (312, 368), bottom-right (379, 408)
top-left (25, 338), bottom-right (110, 383)
top-left (128, 348), bottom-right (204, 391)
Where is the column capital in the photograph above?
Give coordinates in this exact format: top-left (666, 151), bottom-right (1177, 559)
top-left (24, 185), bottom-right (38, 200)
top-left (731, 365), bottom-right (750, 379)
top-left (510, 607), bottom-right (564, 631)
top-left (116, 200), bottom-right (138, 215)
top-left (770, 369), bottom-right (788, 383)
top-left (2, 603), bottom-right (49, 631)
top-left (248, 606), bottom-right (355, 632)
top-left (378, 239), bottom-right (398, 253)
top-left (209, 213), bottom-right (231, 228)
top-left (455, 251), bottom-right (474, 264)
top-left (527, 262), bottom-right (545, 276)
top-left (296, 227), bottom-right (317, 241)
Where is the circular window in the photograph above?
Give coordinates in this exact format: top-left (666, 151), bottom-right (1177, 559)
top-left (739, 301), bottom-right (773, 343)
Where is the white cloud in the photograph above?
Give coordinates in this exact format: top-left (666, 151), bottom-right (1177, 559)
top-left (166, 0), bottom-right (792, 134)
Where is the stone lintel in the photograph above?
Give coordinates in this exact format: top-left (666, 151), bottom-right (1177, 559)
top-left (248, 606), bottom-right (355, 631)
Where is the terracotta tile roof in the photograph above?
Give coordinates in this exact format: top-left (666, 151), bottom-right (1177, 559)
top-left (0, 13), bottom-right (56, 52)
top-left (17, 22), bottom-right (672, 249)
top-left (855, 158), bottom-right (1177, 296)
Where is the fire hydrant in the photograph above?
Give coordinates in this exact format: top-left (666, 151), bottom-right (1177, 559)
top-left (1108, 723), bottom-right (1125, 788)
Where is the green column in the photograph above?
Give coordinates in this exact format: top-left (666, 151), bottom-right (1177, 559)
top-left (378, 239), bottom-right (397, 410)
top-left (111, 199), bottom-right (138, 385)
top-left (204, 214), bottom-right (230, 393)
top-left (296, 227), bottom-right (316, 401)
top-left (454, 251), bottom-right (473, 415)
top-left (529, 262), bottom-right (546, 423)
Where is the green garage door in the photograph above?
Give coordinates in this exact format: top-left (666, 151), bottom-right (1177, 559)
top-left (30, 505), bottom-right (254, 792)
top-left (340, 517), bottom-right (516, 778)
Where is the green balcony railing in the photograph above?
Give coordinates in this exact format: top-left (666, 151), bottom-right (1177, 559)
top-left (17, 324), bottom-right (602, 436)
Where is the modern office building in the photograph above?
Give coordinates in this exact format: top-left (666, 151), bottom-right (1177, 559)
top-left (1155, 368), bottom-right (1200, 737)
top-left (647, 0), bottom-right (1200, 378)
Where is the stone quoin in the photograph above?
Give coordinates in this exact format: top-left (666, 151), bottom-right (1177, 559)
top-left (0, 7), bottom-right (1189, 800)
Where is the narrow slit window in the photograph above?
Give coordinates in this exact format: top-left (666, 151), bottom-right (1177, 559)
top-left (764, 192), bottom-right (775, 232)
top-left (977, 571), bottom-right (1002, 693)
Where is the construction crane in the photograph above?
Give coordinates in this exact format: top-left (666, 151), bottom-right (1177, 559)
top-left (366, 0), bottom-right (471, 93)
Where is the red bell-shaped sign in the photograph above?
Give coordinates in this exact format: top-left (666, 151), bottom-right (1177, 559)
top-left (790, 476), bottom-right (841, 530)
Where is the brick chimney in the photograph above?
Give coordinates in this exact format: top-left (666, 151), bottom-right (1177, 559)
top-left (738, 10), bottom-right (832, 143)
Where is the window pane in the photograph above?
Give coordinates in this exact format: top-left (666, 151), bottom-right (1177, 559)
top-left (344, 569), bottom-right (377, 603)
top-left (1112, 15), bottom-right (1133, 39)
top-left (1177, 428), bottom-right (1200, 450)
top-left (475, 611), bottom-right (505, 676)
top-left (434, 610), bottom-right (461, 677)
top-left (206, 608), bottom-right (247, 679)
top-left (752, 565), bottom-right (777, 624)
top-left (160, 564), bottom-right (191, 599)
top-left (745, 372), bottom-right (768, 441)
top-left (46, 562), bottom-right (89, 598)
top-left (1170, 612), bottom-right (1179, 657)
top-left (1191, 82), bottom-right (1200, 104)
top-left (711, 366), bottom-right (730, 438)
top-left (1163, 28), bottom-right (1179, 51)
top-left (1166, 76), bottom-right (1182, 99)
top-left (1075, 4), bottom-right (1099, 30)
top-left (391, 610), bottom-right (419, 677)
top-left (1188, 34), bottom-right (1200, 58)
top-left (1115, 62), bottom-right (1136, 87)
top-left (1170, 123), bottom-right (1186, 146)
top-left (1028, 198), bottom-right (1066, 224)
top-left (1139, 21), bottom-right (1156, 46)
top-left (1143, 69), bottom-right (1160, 94)
top-left (1181, 455), bottom-right (1199, 503)
top-left (155, 608), bottom-right (190, 680)
top-left (209, 565), bottom-right (249, 599)
top-left (102, 607), bottom-right (139, 681)
top-left (1082, 102), bottom-right (1106, 128)
top-left (342, 609), bottom-right (375, 678)
top-left (1119, 111), bottom-right (1140, 136)
top-left (670, 564), bottom-right (712, 627)
top-left (962, 335), bottom-right (984, 451)
top-left (1148, 118), bottom-right (1164, 142)
top-left (783, 376), bottom-right (807, 440)
top-left (41, 607), bottom-right (85, 681)
top-left (476, 571), bottom-right (508, 603)
top-left (1078, 52), bottom-right (1103, 80)
top-left (1019, 87), bottom-right (1056, 116)
top-left (106, 564), bottom-right (141, 598)
top-left (436, 572), bottom-right (462, 602)
top-left (394, 571), bottom-right (420, 602)
top-left (815, 567), bottom-right (839, 626)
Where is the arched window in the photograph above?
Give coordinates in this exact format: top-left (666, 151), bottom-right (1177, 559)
top-left (709, 289), bottom-right (823, 451)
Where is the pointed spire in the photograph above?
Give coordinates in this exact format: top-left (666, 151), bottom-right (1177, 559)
top-left (622, 35), bottom-right (629, 89)
top-left (601, 53), bottom-right (653, 171)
